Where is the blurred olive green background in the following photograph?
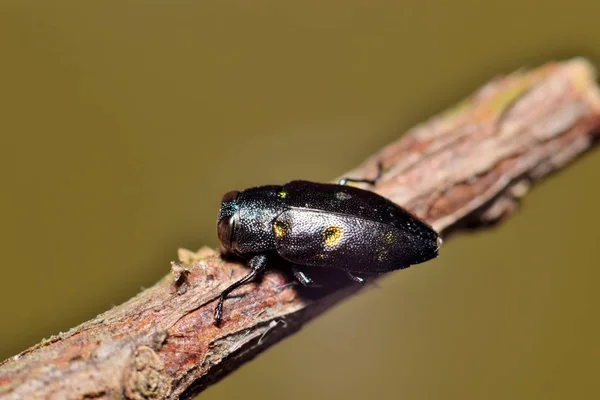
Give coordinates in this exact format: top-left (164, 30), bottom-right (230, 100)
top-left (1, 1), bottom-right (599, 399)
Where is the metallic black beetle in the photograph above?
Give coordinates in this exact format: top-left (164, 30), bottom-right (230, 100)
top-left (215, 165), bottom-right (442, 325)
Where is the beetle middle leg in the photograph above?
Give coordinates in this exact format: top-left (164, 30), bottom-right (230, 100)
top-left (291, 266), bottom-right (314, 287)
top-left (338, 162), bottom-right (383, 186)
top-left (214, 254), bottom-right (268, 326)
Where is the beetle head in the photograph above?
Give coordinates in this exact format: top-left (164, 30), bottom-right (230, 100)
top-left (217, 190), bottom-right (240, 253)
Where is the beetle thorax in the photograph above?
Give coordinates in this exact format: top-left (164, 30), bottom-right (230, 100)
top-left (217, 186), bottom-right (284, 255)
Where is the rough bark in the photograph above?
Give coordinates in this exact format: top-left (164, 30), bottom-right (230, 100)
top-left (1, 58), bottom-right (599, 400)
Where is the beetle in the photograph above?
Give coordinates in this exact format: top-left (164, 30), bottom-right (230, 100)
top-left (215, 164), bottom-right (442, 325)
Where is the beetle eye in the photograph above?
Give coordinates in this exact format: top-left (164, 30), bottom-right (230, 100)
top-left (217, 190), bottom-right (240, 251)
top-left (222, 190), bottom-right (240, 203)
top-left (217, 215), bottom-right (237, 251)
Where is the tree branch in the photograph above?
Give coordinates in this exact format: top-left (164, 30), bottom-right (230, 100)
top-left (1, 58), bottom-right (599, 400)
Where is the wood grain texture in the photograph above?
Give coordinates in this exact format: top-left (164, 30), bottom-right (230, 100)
top-left (1, 58), bottom-right (599, 400)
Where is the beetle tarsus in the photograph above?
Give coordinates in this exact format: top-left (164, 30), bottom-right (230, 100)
top-left (291, 266), bottom-right (314, 286)
top-left (338, 162), bottom-right (384, 186)
top-left (214, 254), bottom-right (268, 326)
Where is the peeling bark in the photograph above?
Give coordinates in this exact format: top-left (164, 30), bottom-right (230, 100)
top-left (1, 58), bottom-right (599, 400)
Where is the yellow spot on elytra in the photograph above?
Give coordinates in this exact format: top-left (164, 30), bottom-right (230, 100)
top-left (322, 226), bottom-right (343, 247)
top-left (384, 231), bottom-right (394, 244)
top-left (273, 220), bottom-right (288, 238)
top-left (335, 191), bottom-right (351, 201)
top-left (377, 248), bottom-right (388, 261)
top-left (277, 191), bottom-right (288, 199)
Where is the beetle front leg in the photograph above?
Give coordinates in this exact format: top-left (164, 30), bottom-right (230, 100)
top-left (214, 254), bottom-right (268, 326)
top-left (338, 162), bottom-right (383, 186)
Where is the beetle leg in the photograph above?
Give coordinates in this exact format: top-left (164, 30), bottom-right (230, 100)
top-left (338, 162), bottom-right (383, 186)
top-left (346, 271), bottom-right (366, 284)
top-left (291, 266), bottom-right (314, 287)
top-left (214, 254), bottom-right (268, 326)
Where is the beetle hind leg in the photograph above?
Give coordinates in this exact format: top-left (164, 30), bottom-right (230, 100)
top-left (338, 162), bottom-right (384, 186)
top-left (346, 271), bottom-right (366, 284)
top-left (214, 254), bottom-right (268, 326)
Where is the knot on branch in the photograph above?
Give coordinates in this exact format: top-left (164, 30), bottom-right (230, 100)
top-left (171, 262), bottom-right (191, 294)
top-left (123, 346), bottom-right (171, 400)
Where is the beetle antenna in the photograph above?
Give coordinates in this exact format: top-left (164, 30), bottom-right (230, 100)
top-left (214, 254), bottom-right (268, 325)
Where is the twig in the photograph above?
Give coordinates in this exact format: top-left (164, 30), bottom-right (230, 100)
top-left (1, 58), bottom-right (599, 400)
